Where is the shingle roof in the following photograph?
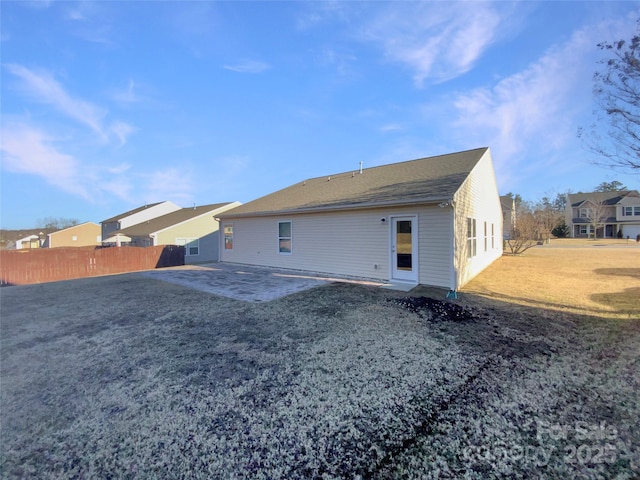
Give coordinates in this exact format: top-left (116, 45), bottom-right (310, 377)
top-left (119, 203), bottom-right (234, 236)
top-left (568, 190), bottom-right (639, 207)
top-left (101, 202), bottom-right (164, 223)
top-left (220, 147), bottom-right (489, 218)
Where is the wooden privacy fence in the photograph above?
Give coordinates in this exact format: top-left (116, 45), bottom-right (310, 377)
top-left (0, 245), bottom-right (185, 286)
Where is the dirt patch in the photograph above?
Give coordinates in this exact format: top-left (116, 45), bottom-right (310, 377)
top-left (393, 296), bottom-right (480, 322)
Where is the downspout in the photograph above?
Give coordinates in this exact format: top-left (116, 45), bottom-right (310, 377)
top-left (447, 200), bottom-right (458, 299)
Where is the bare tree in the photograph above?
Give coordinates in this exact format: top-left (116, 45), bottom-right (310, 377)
top-left (579, 23), bottom-right (640, 172)
top-left (505, 211), bottom-right (544, 255)
top-left (584, 200), bottom-right (609, 239)
top-left (36, 217), bottom-right (79, 230)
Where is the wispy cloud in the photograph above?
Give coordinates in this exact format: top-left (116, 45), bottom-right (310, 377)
top-left (6, 64), bottom-right (108, 139)
top-left (223, 60), bottom-right (271, 74)
top-left (379, 123), bottom-right (403, 133)
top-left (6, 64), bottom-right (135, 145)
top-left (111, 79), bottom-right (140, 105)
top-left (453, 29), bottom-right (591, 152)
top-left (446, 19), bottom-right (635, 189)
top-left (0, 122), bottom-right (92, 199)
top-left (140, 168), bottom-right (195, 206)
top-left (359, 3), bottom-right (509, 86)
top-left (109, 121), bottom-right (136, 146)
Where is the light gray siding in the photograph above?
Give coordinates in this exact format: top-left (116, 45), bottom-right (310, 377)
top-left (222, 209), bottom-right (390, 280)
top-left (453, 150), bottom-right (503, 288)
top-left (418, 207), bottom-right (453, 288)
top-left (221, 205), bottom-right (456, 288)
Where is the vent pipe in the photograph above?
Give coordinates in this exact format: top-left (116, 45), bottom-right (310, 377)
top-left (359, 161), bottom-right (363, 174)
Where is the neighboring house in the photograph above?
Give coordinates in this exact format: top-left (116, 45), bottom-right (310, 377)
top-left (218, 147), bottom-right (503, 292)
top-left (565, 190), bottom-right (640, 239)
top-left (101, 201), bottom-right (181, 242)
top-left (43, 222), bottom-right (102, 248)
top-left (500, 195), bottom-right (516, 240)
top-left (15, 234), bottom-right (42, 249)
top-left (118, 202), bottom-right (241, 264)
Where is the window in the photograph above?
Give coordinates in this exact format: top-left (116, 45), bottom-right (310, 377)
top-left (467, 218), bottom-right (477, 259)
top-left (187, 239), bottom-right (199, 256)
top-left (176, 238), bottom-right (199, 256)
top-left (623, 206), bottom-right (640, 216)
top-left (579, 208), bottom-right (591, 218)
top-left (484, 222), bottom-right (488, 252)
top-left (580, 225), bottom-right (589, 235)
top-left (224, 225), bottom-right (233, 250)
top-left (278, 221), bottom-right (292, 254)
top-left (491, 223), bottom-right (495, 249)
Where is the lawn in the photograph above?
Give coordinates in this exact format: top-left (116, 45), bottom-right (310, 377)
top-left (463, 239), bottom-right (640, 319)
top-left (1, 244), bottom-right (639, 479)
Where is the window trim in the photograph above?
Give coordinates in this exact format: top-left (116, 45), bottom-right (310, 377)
top-left (278, 221), bottom-right (292, 255)
top-left (491, 223), bottom-right (495, 249)
top-left (623, 206), bottom-right (640, 216)
top-left (467, 217), bottom-right (477, 259)
top-left (223, 224), bottom-right (233, 251)
top-left (484, 221), bottom-right (488, 252)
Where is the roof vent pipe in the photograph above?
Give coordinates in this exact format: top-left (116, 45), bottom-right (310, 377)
top-left (359, 161), bottom-right (363, 174)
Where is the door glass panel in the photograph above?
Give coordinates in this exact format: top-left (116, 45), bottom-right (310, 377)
top-left (396, 220), bottom-right (412, 270)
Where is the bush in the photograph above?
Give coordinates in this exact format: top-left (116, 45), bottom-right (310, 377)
top-left (551, 222), bottom-right (569, 238)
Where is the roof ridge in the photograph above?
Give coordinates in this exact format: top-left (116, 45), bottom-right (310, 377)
top-left (303, 147), bottom-right (489, 182)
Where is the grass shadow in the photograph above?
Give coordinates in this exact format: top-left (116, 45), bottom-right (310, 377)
top-left (594, 268), bottom-right (640, 279)
top-left (591, 286), bottom-right (640, 317)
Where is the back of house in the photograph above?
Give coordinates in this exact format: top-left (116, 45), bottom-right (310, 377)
top-left (218, 147), bottom-right (503, 291)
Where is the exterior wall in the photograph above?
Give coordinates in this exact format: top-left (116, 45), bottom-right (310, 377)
top-left (155, 214), bottom-right (222, 264)
top-left (46, 222), bottom-right (101, 248)
top-left (151, 202), bottom-right (241, 264)
top-left (119, 201), bottom-right (181, 230)
top-left (102, 201), bottom-right (181, 240)
top-left (16, 235), bottom-right (41, 249)
top-left (452, 150), bottom-right (504, 289)
top-left (221, 205), bottom-right (456, 288)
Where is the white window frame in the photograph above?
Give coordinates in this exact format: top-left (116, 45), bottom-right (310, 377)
top-left (484, 221), bottom-right (488, 252)
top-left (467, 218), bottom-right (477, 259)
top-left (223, 224), bottom-right (233, 250)
top-left (624, 206), bottom-right (640, 216)
top-left (491, 223), bottom-right (495, 249)
top-left (278, 221), bottom-right (292, 255)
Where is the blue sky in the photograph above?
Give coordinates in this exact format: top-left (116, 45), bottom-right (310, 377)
top-left (2, 1), bottom-right (639, 229)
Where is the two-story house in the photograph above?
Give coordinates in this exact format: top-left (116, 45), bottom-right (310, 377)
top-left (101, 201), bottom-right (181, 243)
top-left (565, 190), bottom-right (640, 239)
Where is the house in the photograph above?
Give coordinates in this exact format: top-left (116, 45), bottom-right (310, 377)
top-left (44, 222), bottom-right (101, 248)
top-left (15, 234), bottom-right (42, 249)
top-left (500, 195), bottom-right (516, 240)
top-left (565, 190), bottom-right (640, 239)
top-left (118, 202), bottom-right (241, 264)
top-left (101, 201), bottom-right (181, 243)
top-left (217, 147), bottom-right (503, 292)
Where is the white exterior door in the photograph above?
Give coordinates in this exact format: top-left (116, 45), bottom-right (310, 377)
top-left (391, 216), bottom-right (418, 283)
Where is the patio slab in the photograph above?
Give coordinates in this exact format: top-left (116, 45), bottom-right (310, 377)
top-left (140, 263), bottom-right (390, 302)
